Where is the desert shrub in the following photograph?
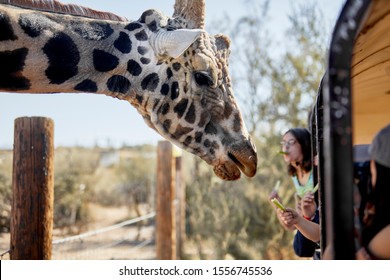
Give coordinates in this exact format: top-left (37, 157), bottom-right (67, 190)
top-left (185, 155), bottom-right (297, 259)
top-left (0, 173), bottom-right (12, 233)
top-left (0, 151), bottom-right (13, 233)
top-left (53, 147), bottom-right (98, 230)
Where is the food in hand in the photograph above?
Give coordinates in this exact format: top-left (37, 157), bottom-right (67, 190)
top-left (271, 198), bottom-right (286, 212)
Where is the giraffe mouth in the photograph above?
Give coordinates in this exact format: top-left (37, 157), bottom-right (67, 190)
top-left (228, 151), bottom-right (257, 178)
top-left (212, 144), bottom-right (257, 181)
top-left (213, 160), bottom-right (241, 180)
top-left (228, 152), bottom-right (246, 173)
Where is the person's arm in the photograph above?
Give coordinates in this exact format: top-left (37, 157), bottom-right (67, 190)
top-left (367, 224), bottom-right (390, 259)
top-left (279, 208), bottom-right (320, 242)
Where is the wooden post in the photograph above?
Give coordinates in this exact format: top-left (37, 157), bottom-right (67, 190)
top-left (175, 155), bottom-right (185, 259)
top-left (156, 141), bottom-right (176, 260)
top-left (10, 117), bottom-right (54, 260)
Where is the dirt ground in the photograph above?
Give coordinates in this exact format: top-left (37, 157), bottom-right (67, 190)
top-left (0, 204), bottom-right (156, 260)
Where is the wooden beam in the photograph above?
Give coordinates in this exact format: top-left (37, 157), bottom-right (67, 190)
top-left (156, 141), bottom-right (176, 260)
top-left (10, 117), bottom-right (54, 260)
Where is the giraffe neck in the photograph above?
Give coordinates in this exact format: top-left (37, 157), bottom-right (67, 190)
top-left (1, 1), bottom-right (259, 181)
top-left (0, 4), bottom-right (165, 102)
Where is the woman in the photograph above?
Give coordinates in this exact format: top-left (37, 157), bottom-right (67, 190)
top-left (282, 128), bottom-right (315, 200)
top-left (357, 124), bottom-right (390, 259)
top-left (269, 128), bottom-right (319, 258)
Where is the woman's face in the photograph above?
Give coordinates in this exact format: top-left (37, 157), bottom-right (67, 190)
top-left (281, 132), bottom-right (303, 164)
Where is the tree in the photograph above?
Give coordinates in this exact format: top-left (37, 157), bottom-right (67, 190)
top-left (0, 171), bottom-right (12, 232)
top-left (0, 151), bottom-right (13, 233)
top-left (115, 153), bottom-right (155, 218)
top-left (53, 147), bottom-right (99, 231)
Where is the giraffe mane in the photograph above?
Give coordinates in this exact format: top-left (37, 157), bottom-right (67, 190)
top-left (0, 0), bottom-right (128, 21)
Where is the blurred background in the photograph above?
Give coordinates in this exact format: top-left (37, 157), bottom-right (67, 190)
top-left (0, 0), bottom-right (345, 259)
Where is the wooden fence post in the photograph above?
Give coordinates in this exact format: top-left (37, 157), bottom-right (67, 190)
top-left (10, 117), bottom-right (54, 260)
top-left (156, 141), bottom-right (176, 260)
top-left (175, 154), bottom-right (185, 259)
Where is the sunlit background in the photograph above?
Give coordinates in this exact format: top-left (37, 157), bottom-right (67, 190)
top-left (0, 0), bottom-right (346, 260)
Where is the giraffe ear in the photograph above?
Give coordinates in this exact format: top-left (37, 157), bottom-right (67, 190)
top-left (214, 34), bottom-right (231, 51)
top-left (151, 29), bottom-right (203, 58)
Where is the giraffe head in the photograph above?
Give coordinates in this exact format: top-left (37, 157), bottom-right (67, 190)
top-left (131, 0), bottom-right (257, 180)
top-left (0, 0), bottom-right (257, 180)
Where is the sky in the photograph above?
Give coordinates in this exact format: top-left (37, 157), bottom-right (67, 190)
top-left (0, 0), bottom-right (346, 149)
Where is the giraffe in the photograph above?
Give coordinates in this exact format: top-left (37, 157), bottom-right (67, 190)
top-left (0, 0), bottom-right (257, 180)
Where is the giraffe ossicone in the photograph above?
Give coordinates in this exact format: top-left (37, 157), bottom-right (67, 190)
top-left (151, 29), bottom-right (203, 58)
top-left (0, 0), bottom-right (257, 180)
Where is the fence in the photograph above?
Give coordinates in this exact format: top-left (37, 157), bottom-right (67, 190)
top-left (1, 213), bottom-right (155, 260)
top-left (52, 212), bottom-right (156, 260)
top-left (1, 117), bottom-right (185, 260)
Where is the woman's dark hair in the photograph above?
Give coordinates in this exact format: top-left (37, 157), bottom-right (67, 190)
top-left (283, 128), bottom-right (312, 176)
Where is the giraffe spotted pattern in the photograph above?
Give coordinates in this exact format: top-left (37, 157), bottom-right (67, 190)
top-left (0, 0), bottom-right (257, 180)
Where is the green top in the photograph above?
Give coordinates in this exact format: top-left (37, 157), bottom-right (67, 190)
top-left (292, 170), bottom-right (314, 198)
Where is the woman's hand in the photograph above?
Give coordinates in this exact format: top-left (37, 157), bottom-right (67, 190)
top-left (356, 247), bottom-right (371, 260)
top-left (301, 192), bottom-right (317, 219)
top-left (268, 189), bottom-right (280, 201)
top-left (278, 208), bottom-right (299, 228)
top-left (268, 190), bottom-right (282, 210)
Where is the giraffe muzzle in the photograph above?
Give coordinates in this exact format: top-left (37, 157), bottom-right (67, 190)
top-left (228, 152), bottom-right (257, 178)
top-left (212, 139), bottom-right (257, 180)
top-left (227, 146), bottom-right (257, 178)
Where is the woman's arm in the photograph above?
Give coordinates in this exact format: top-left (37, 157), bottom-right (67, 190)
top-left (367, 224), bottom-right (390, 259)
top-left (279, 208), bottom-right (320, 242)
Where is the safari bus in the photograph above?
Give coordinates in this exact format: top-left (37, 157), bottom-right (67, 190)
top-left (311, 0), bottom-right (390, 259)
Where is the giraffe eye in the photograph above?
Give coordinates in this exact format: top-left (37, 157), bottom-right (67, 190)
top-left (194, 72), bottom-right (213, 87)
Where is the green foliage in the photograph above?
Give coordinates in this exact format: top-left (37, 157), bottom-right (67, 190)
top-left (0, 145), bottom-right (155, 233)
top-left (53, 145), bottom-right (156, 228)
top-left (114, 151), bottom-right (155, 216)
top-left (54, 147), bottom-right (98, 229)
top-left (0, 151), bottom-right (12, 232)
top-left (226, 0), bottom-right (326, 134)
top-left (185, 156), bottom-right (297, 259)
